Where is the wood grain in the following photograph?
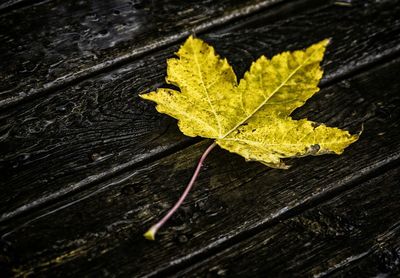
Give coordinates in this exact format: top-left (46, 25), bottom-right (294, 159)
top-left (0, 0), bottom-right (284, 108)
top-left (175, 166), bottom-right (400, 277)
top-left (330, 229), bottom-right (400, 277)
top-left (2, 56), bottom-right (399, 277)
top-left (0, 0), bottom-right (45, 14)
top-left (1, 0), bottom-right (399, 223)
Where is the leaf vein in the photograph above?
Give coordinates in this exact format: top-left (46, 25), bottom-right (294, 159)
top-left (191, 39), bottom-right (222, 136)
top-left (221, 47), bottom-right (320, 139)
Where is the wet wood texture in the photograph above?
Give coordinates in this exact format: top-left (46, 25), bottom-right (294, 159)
top-left (1, 0), bottom-right (399, 222)
top-left (176, 166), bottom-right (400, 277)
top-left (2, 52), bottom-right (400, 277)
top-left (1, 0), bottom-right (399, 277)
top-left (0, 0), bottom-right (283, 108)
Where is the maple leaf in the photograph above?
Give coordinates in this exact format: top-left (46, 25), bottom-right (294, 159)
top-left (140, 36), bottom-right (358, 240)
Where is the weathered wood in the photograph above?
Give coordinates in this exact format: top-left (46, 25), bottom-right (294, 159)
top-left (330, 229), bottom-right (400, 277)
top-left (2, 56), bottom-right (399, 277)
top-left (0, 0), bottom-right (44, 14)
top-left (1, 0), bottom-right (400, 223)
top-left (0, 0), bottom-right (285, 108)
top-left (175, 166), bottom-right (400, 278)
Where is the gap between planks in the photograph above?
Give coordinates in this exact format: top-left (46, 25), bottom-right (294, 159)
top-left (0, 0), bottom-right (48, 15)
top-left (147, 156), bottom-right (400, 277)
top-left (0, 0), bottom-right (289, 110)
top-left (2, 0), bottom-right (400, 232)
top-left (2, 45), bottom-right (400, 228)
top-left (3, 56), bottom-right (400, 277)
top-left (172, 166), bottom-right (400, 278)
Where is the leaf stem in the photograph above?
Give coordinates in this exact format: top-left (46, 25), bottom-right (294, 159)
top-left (144, 142), bottom-right (217, 240)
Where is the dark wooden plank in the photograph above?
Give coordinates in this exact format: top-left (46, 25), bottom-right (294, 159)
top-left (2, 55), bottom-right (399, 277)
top-left (1, 0), bottom-right (400, 222)
top-left (0, 0), bottom-right (46, 14)
top-left (330, 229), bottom-right (400, 277)
top-left (0, 0), bottom-right (284, 108)
top-left (174, 166), bottom-right (400, 278)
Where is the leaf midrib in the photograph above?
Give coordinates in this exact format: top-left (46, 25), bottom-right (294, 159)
top-left (191, 39), bottom-right (223, 137)
top-left (219, 48), bottom-right (319, 140)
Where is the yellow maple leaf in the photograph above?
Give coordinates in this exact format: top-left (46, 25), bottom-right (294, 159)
top-left (141, 36), bottom-right (358, 169)
top-left (140, 36), bottom-right (358, 240)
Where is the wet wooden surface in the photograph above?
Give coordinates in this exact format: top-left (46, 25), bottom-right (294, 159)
top-left (1, 0), bottom-right (399, 277)
top-left (176, 166), bottom-right (400, 277)
top-left (0, 0), bottom-right (283, 108)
